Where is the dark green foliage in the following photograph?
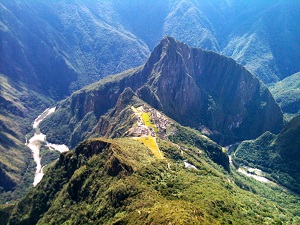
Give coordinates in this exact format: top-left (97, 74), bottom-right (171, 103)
top-left (40, 147), bottom-right (60, 166)
top-left (270, 72), bottom-right (300, 120)
top-left (2, 138), bottom-right (300, 224)
top-left (39, 106), bottom-right (72, 146)
top-left (169, 125), bottom-right (229, 171)
top-left (233, 115), bottom-right (300, 193)
top-left (0, 204), bottom-right (14, 225)
top-left (0, 74), bottom-right (54, 202)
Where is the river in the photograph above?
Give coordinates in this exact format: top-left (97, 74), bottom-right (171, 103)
top-left (228, 155), bottom-right (274, 184)
top-left (26, 107), bottom-right (69, 186)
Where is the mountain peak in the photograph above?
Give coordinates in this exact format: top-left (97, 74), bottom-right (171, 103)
top-left (140, 38), bottom-right (283, 144)
top-left (160, 36), bottom-right (179, 48)
top-left (144, 36), bottom-right (189, 70)
top-left (41, 37), bottom-right (283, 147)
top-left (157, 36), bottom-right (190, 55)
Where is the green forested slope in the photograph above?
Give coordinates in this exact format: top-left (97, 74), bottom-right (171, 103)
top-left (1, 137), bottom-right (299, 224)
top-left (0, 74), bottom-right (53, 202)
top-left (270, 72), bottom-right (300, 120)
top-left (233, 115), bottom-right (300, 194)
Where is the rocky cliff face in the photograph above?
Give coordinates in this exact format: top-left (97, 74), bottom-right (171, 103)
top-left (41, 37), bottom-right (283, 147)
top-left (138, 37), bottom-right (283, 144)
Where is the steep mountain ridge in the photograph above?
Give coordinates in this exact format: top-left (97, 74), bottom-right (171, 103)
top-left (138, 37), bottom-right (283, 143)
top-left (40, 37), bottom-right (283, 148)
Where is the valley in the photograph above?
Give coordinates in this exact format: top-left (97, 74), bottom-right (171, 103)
top-left (26, 107), bottom-right (69, 187)
top-left (229, 155), bottom-right (274, 184)
top-left (0, 0), bottom-right (300, 224)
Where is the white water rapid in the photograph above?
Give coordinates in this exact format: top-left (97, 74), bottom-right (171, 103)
top-left (237, 167), bottom-right (273, 183)
top-left (26, 107), bottom-right (69, 186)
top-left (228, 155), bottom-right (274, 184)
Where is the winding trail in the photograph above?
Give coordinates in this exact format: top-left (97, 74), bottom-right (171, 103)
top-left (26, 107), bottom-right (69, 186)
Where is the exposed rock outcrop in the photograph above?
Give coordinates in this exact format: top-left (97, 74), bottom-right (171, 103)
top-left (138, 37), bottom-right (283, 144)
top-left (41, 37), bottom-right (283, 146)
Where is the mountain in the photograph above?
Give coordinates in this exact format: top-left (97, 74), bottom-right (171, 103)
top-left (0, 0), bottom-right (150, 97)
top-left (232, 114), bottom-right (300, 193)
top-left (0, 0), bottom-right (297, 205)
top-left (270, 72), bottom-right (300, 120)
top-left (40, 37), bottom-right (283, 149)
top-left (1, 136), bottom-right (300, 224)
top-left (2, 0), bottom-right (300, 95)
top-left (117, 0), bottom-right (300, 84)
top-left (0, 0), bottom-right (149, 198)
top-left (88, 87), bottom-right (229, 170)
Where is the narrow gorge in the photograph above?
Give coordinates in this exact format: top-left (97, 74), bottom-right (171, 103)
top-left (26, 108), bottom-right (69, 186)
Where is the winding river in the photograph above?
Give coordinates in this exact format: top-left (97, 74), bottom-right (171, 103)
top-left (228, 155), bottom-right (273, 184)
top-left (26, 107), bottom-right (69, 186)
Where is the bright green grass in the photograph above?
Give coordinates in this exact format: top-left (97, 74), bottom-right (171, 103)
top-left (132, 137), bottom-right (164, 159)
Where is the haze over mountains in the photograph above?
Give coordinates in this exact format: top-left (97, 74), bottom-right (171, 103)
top-left (0, 0), bottom-right (300, 224)
top-left (1, 0), bottom-right (300, 95)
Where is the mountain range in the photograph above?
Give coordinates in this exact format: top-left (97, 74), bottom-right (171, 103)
top-left (40, 37), bottom-right (283, 149)
top-left (0, 79), bottom-right (299, 224)
top-left (2, 0), bottom-right (300, 93)
top-left (0, 1), bottom-right (300, 224)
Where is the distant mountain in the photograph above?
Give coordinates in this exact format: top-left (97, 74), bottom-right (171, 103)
top-left (117, 0), bottom-right (300, 83)
top-left (2, 0), bottom-right (300, 97)
top-left (0, 0), bottom-right (150, 98)
top-left (40, 37), bottom-right (283, 148)
top-left (233, 114), bottom-right (300, 193)
top-left (270, 72), bottom-right (300, 120)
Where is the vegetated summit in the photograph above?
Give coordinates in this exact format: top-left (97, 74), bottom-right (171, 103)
top-left (41, 36), bottom-right (283, 149)
top-left (0, 0), bottom-right (297, 192)
top-left (1, 88), bottom-right (299, 224)
top-left (270, 72), bottom-right (300, 120)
